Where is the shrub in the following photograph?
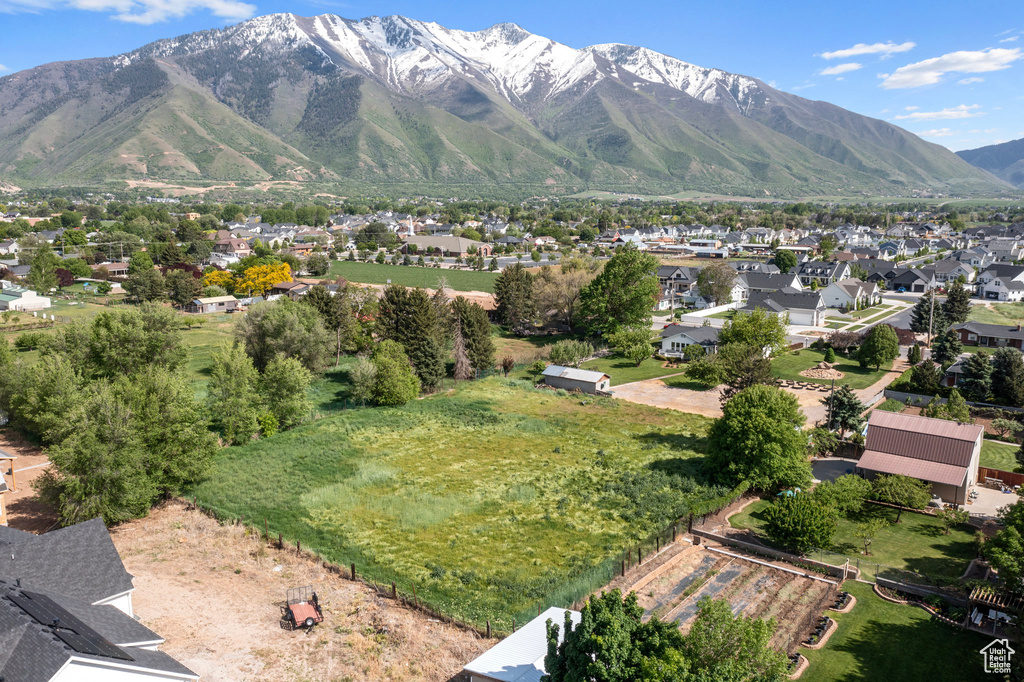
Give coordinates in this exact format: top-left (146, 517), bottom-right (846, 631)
top-left (824, 347), bottom-right (836, 363)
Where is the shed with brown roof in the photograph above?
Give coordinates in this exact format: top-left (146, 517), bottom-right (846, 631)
top-left (857, 410), bottom-right (984, 505)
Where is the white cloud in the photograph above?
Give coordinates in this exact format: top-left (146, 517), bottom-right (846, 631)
top-left (0, 0), bottom-right (256, 24)
top-left (892, 104), bottom-right (984, 121)
top-left (904, 105), bottom-right (920, 111)
top-left (917, 128), bottom-right (954, 137)
top-left (880, 47), bottom-right (1022, 88)
top-left (1001, 36), bottom-right (1020, 43)
top-left (820, 62), bottom-right (862, 76)
top-left (820, 41), bottom-right (915, 60)
top-left (0, 64), bottom-right (7, 73)
top-left (968, 128), bottom-right (999, 133)
top-left (958, 77), bottom-right (985, 85)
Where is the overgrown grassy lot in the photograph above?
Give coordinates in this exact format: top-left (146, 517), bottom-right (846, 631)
top-left (730, 500), bottom-right (975, 579)
top-left (981, 439), bottom-right (1019, 471)
top-left (801, 581), bottom-right (987, 682)
top-left (771, 348), bottom-right (893, 390)
top-left (189, 378), bottom-right (714, 629)
top-left (969, 301), bottom-right (1024, 326)
top-left (326, 261), bottom-right (498, 292)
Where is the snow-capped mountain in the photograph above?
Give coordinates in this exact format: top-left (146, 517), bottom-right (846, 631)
top-left (126, 14), bottom-right (762, 111)
top-left (0, 13), bottom-right (1006, 194)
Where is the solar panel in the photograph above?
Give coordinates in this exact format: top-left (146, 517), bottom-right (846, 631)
top-left (7, 591), bottom-right (133, 661)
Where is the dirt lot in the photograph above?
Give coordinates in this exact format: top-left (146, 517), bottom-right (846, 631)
top-left (0, 429), bottom-right (58, 533)
top-left (111, 500), bottom-right (493, 682)
top-left (627, 544), bottom-right (835, 653)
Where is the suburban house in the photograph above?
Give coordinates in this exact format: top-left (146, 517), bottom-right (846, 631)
top-left (185, 295), bottom-right (239, 314)
top-left (795, 261), bottom-right (851, 288)
top-left (951, 321), bottom-right (1024, 349)
top-left (541, 366), bottom-right (610, 394)
top-left (0, 240), bottom-right (19, 256)
top-left (0, 518), bottom-right (198, 681)
top-left (740, 288), bottom-right (827, 327)
top-left (463, 607), bottom-right (580, 682)
top-left (976, 263), bottom-right (1024, 301)
top-left (91, 262), bottom-right (131, 278)
top-left (402, 235), bottom-right (492, 257)
top-left (888, 268), bottom-right (935, 293)
top-left (213, 238), bottom-right (253, 259)
top-left (858, 410), bottom-right (984, 505)
top-left (0, 452), bottom-right (16, 526)
top-left (660, 324), bottom-right (720, 357)
top-left (269, 281), bottom-right (311, 300)
top-left (735, 271), bottom-right (802, 299)
top-left (820, 278), bottom-right (880, 311)
top-left (922, 260), bottom-right (975, 285)
top-left (0, 284), bottom-right (51, 311)
top-left (656, 265), bottom-right (701, 309)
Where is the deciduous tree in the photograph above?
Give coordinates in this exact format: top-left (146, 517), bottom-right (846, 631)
top-left (696, 260), bottom-right (738, 306)
top-left (858, 324), bottom-right (899, 371)
top-left (370, 340), bottom-right (420, 406)
top-left (261, 356), bottom-right (313, 429)
top-left (871, 473), bottom-right (931, 522)
top-left (206, 344), bottom-right (262, 445)
top-left (763, 494), bottom-right (837, 554)
top-left (706, 384), bottom-right (811, 490)
top-left (719, 308), bottom-right (789, 357)
top-left (578, 245), bottom-right (660, 335)
top-left (234, 298), bottom-right (331, 372)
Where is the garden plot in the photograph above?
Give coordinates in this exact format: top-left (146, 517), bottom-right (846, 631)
top-left (633, 547), bottom-right (835, 652)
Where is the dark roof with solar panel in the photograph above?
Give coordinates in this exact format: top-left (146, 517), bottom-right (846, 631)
top-left (7, 590), bottom-right (134, 661)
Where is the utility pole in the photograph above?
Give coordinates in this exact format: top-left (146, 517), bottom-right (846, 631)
top-left (828, 377), bottom-right (836, 431)
top-left (927, 289), bottom-right (935, 345)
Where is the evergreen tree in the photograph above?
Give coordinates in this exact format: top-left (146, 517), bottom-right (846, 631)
top-left (907, 343), bottom-right (922, 365)
top-left (823, 384), bottom-right (867, 436)
top-left (941, 280), bottom-right (971, 325)
top-left (931, 328), bottom-right (962, 367)
top-left (159, 240), bottom-right (186, 266)
top-left (494, 263), bottom-right (535, 334)
top-left (452, 296), bottom-right (495, 373)
top-left (909, 292), bottom-right (945, 336)
top-left (402, 289), bottom-right (447, 390)
top-left (991, 347), bottom-right (1024, 407)
top-left (959, 351), bottom-right (992, 402)
top-left (370, 341), bottom-right (420, 406)
top-left (909, 359), bottom-right (942, 394)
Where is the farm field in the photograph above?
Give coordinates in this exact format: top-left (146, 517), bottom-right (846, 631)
top-left (633, 546), bottom-right (834, 653)
top-left (188, 378), bottom-right (716, 630)
top-left (730, 500), bottom-right (976, 580)
top-left (326, 260), bottom-right (497, 292)
top-left (771, 348), bottom-right (893, 390)
top-left (981, 439), bottom-right (1019, 471)
top-left (801, 581), bottom-right (987, 682)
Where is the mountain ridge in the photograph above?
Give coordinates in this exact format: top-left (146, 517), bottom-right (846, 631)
top-left (0, 13), bottom-right (1009, 196)
top-left (957, 137), bottom-right (1024, 188)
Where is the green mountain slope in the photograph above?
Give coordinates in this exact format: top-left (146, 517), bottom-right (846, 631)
top-left (957, 138), bottom-right (1024, 188)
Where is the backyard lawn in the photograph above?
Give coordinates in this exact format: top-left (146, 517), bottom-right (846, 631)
top-left (326, 260), bottom-right (498, 293)
top-left (771, 348), bottom-right (893, 390)
top-left (801, 581), bottom-right (987, 682)
top-left (730, 499), bottom-right (976, 580)
top-left (189, 378), bottom-right (717, 630)
top-left (981, 439), bottom-right (1019, 472)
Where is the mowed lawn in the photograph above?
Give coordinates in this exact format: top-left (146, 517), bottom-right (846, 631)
top-left (772, 348), bottom-right (893, 390)
top-left (327, 260), bottom-right (498, 293)
top-left (801, 581), bottom-right (987, 682)
top-left (188, 378), bottom-right (714, 629)
top-left (730, 500), bottom-right (975, 579)
top-left (981, 439), bottom-right (1019, 471)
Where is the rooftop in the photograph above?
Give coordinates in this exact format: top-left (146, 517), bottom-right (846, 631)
top-left (463, 607), bottom-right (580, 682)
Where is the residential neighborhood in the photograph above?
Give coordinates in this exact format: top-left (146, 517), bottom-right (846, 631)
top-left (0, 193), bottom-right (1022, 682)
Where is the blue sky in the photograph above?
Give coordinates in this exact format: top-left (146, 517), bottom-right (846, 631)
top-left (1, 0), bottom-right (1022, 151)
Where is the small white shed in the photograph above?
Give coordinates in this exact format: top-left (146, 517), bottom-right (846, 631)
top-left (541, 365), bottom-right (610, 394)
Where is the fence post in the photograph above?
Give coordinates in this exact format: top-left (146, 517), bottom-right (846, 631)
top-left (512, 618), bottom-right (516, 633)
top-left (264, 519), bottom-right (268, 541)
top-left (391, 581), bottom-right (397, 599)
top-left (637, 547), bottom-right (642, 565)
top-left (486, 620), bottom-right (491, 639)
top-left (412, 583), bottom-right (418, 607)
top-left (351, 563), bottom-right (357, 581)
top-left (296, 540), bottom-right (300, 555)
top-left (278, 533), bottom-right (282, 549)
top-left (621, 560), bottom-right (625, 577)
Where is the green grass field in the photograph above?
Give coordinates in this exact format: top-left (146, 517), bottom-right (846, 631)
top-left (981, 439), bottom-right (1020, 471)
top-left (730, 500), bottom-right (975, 579)
top-left (969, 301), bottom-right (1024, 326)
top-left (772, 348), bottom-right (893, 390)
top-left (801, 581), bottom-right (987, 682)
top-left (188, 378), bottom-right (714, 629)
top-left (327, 261), bottom-right (498, 293)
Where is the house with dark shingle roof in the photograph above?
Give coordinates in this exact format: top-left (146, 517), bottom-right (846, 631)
top-left (794, 261), bottom-right (850, 287)
top-left (858, 410), bottom-right (983, 505)
top-left (659, 324), bottom-right (720, 356)
top-left (951, 321), bottom-right (1024, 349)
top-left (740, 288), bottom-right (826, 326)
top-left (0, 518), bottom-right (197, 681)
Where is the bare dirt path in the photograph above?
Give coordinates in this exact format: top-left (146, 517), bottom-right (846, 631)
top-left (112, 500), bottom-right (493, 682)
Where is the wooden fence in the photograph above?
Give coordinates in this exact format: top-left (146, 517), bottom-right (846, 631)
top-left (978, 466), bottom-right (1024, 488)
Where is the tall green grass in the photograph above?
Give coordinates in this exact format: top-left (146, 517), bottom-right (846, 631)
top-left (189, 378), bottom-right (718, 630)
